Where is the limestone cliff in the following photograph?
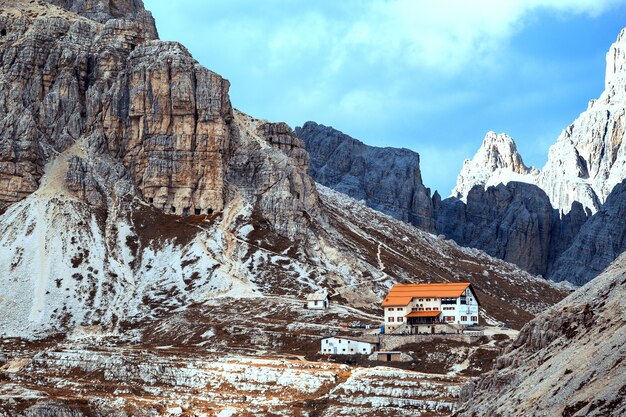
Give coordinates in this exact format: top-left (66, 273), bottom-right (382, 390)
top-left (455, 251), bottom-right (626, 417)
top-left (549, 179), bottom-right (626, 285)
top-left (536, 28), bottom-right (626, 213)
top-left (435, 182), bottom-right (589, 277)
top-left (451, 131), bottom-right (537, 201)
top-left (295, 121), bottom-right (435, 232)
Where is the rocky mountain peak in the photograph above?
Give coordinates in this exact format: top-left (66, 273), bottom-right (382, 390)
top-left (604, 27), bottom-right (626, 94)
top-left (452, 131), bottom-right (535, 200)
top-left (295, 121), bottom-right (436, 232)
top-left (44, 0), bottom-right (158, 39)
top-left (535, 28), bottom-right (626, 214)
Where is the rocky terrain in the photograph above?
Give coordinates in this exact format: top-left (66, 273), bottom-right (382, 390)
top-left (549, 179), bottom-right (626, 284)
top-left (0, 0), bottom-right (574, 415)
top-left (434, 182), bottom-right (589, 277)
top-left (0, 340), bottom-right (468, 416)
top-left (296, 121), bottom-right (435, 232)
top-left (455, 251), bottom-right (626, 417)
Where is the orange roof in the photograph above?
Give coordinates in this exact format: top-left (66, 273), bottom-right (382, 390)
top-left (381, 296), bottom-right (413, 307)
top-left (406, 310), bottom-right (441, 318)
top-left (381, 282), bottom-right (473, 307)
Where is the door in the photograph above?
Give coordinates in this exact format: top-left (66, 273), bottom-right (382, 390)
top-left (333, 347), bottom-right (337, 354)
top-left (431, 326), bottom-right (435, 334)
top-left (387, 354), bottom-right (392, 362)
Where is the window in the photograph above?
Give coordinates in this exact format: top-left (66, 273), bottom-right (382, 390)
top-left (325, 340), bottom-right (328, 344)
top-left (388, 317), bottom-right (394, 322)
top-left (412, 308), bottom-right (417, 312)
top-left (471, 316), bottom-right (478, 322)
top-left (418, 307), bottom-right (424, 311)
top-left (350, 349), bottom-right (354, 352)
top-left (397, 317), bottom-right (403, 322)
top-left (426, 307), bottom-right (431, 310)
top-left (363, 348), bottom-right (366, 352)
top-left (418, 298), bottom-right (423, 301)
top-left (461, 316), bottom-right (467, 321)
top-left (397, 307), bottom-right (403, 311)
top-left (387, 308), bottom-right (394, 312)
top-left (342, 349), bottom-right (346, 352)
top-left (445, 316), bottom-right (454, 322)
top-left (426, 298), bottom-right (431, 301)
top-left (314, 300), bottom-right (318, 305)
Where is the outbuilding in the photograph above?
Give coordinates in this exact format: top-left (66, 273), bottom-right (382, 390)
top-left (307, 290), bottom-right (329, 310)
top-left (372, 351), bottom-right (403, 362)
top-left (320, 336), bottom-right (378, 355)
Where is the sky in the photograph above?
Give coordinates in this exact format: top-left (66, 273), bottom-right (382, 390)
top-left (145, 0), bottom-right (626, 195)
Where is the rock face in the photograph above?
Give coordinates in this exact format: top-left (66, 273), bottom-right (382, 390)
top-left (47, 0), bottom-right (157, 31)
top-left (536, 28), bottom-right (626, 213)
top-left (455, 252), bottom-right (626, 417)
top-left (435, 182), bottom-right (589, 277)
top-left (0, 0), bottom-right (568, 342)
top-left (295, 121), bottom-right (435, 232)
top-left (549, 179), bottom-right (626, 285)
top-left (455, 30), bottom-right (626, 215)
top-left (451, 132), bottom-right (537, 201)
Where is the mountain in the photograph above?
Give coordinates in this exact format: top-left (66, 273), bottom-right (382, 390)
top-left (451, 132), bottom-right (538, 201)
top-left (549, 179), bottom-right (626, 285)
top-left (0, 0), bottom-right (567, 340)
top-left (434, 182), bottom-right (589, 277)
top-left (455, 30), bottom-right (626, 215)
top-left (295, 121), bottom-right (435, 232)
top-left (455, 251), bottom-right (626, 417)
top-left (302, 27), bottom-right (626, 286)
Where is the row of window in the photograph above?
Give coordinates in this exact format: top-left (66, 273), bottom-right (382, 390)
top-left (387, 317), bottom-right (404, 322)
top-left (387, 315), bottom-right (478, 324)
top-left (442, 306), bottom-right (455, 311)
top-left (442, 315), bottom-right (478, 322)
top-left (387, 307), bottom-right (405, 312)
top-left (410, 307), bottom-right (436, 311)
top-left (322, 348), bottom-right (368, 353)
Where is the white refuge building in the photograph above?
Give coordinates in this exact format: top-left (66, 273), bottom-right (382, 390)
top-left (320, 336), bottom-right (379, 355)
top-left (306, 290), bottom-right (329, 310)
top-left (382, 282), bottom-right (480, 332)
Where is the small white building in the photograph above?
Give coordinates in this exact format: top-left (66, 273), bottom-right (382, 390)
top-left (382, 282), bottom-right (480, 332)
top-left (307, 290), bottom-right (329, 310)
top-left (320, 336), bottom-right (379, 355)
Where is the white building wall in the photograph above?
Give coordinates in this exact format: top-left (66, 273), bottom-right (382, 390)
top-left (308, 298), bottom-right (328, 310)
top-left (384, 305), bottom-right (409, 330)
top-left (320, 338), bottom-right (378, 355)
top-left (440, 288), bottom-right (479, 325)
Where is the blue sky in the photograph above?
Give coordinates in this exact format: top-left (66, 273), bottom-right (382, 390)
top-left (145, 0), bottom-right (626, 195)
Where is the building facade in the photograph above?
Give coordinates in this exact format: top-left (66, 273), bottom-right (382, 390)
top-left (382, 282), bottom-right (480, 331)
top-left (320, 337), bottom-right (378, 355)
top-left (307, 291), bottom-right (329, 310)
